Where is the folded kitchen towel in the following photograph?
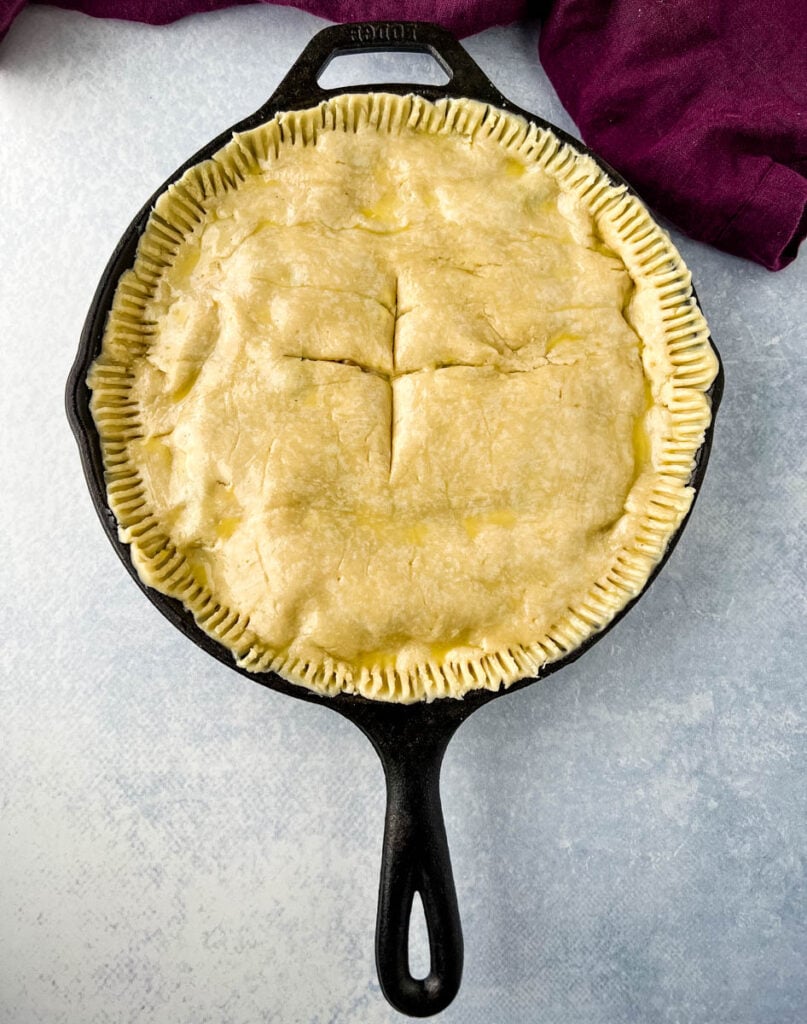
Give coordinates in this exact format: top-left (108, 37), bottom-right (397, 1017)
top-left (0, 0), bottom-right (526, 38)
top-left (3, 0), bottom-right (805, 269)
top-left (539, 0), bottom-right (807, 271)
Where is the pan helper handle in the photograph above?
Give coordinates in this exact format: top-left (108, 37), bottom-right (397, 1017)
top-left (265, 19), bottom-right (505, 111)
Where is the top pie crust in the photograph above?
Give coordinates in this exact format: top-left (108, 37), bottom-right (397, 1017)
top-left (88, 93), bottom-right (718, 703)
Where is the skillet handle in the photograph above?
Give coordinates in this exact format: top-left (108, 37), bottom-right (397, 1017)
top-left (267, 20), bottom-right (504, 110)
top-left (339, 698), bottom-right (475, 1016)
top-left (376, 736), bottom-right (462, 1016)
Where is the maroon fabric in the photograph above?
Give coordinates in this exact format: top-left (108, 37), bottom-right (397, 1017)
top-left (540, 0), bottom-right (807, 270)
top-left (0, 0), bottom-right (525, 37)
top-left (3, 1), bottom-right (806, 269)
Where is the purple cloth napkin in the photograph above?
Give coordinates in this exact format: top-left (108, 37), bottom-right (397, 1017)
top-left (0, 0), bottom-right (525, 37)
top-left (3, 0), bottom-right (806, 269)
top-left (540, 0), bottom-right (807, 271)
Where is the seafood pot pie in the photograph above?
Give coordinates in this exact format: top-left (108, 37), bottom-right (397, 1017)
top-left (89, 94), bottom-right (718, 703)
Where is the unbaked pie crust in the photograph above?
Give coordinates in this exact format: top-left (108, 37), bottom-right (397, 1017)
top-left (89, 93), bottom-right (718, 702)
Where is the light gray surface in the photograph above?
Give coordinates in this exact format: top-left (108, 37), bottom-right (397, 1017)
top-left (1, 6), bottom-right (805, 1023)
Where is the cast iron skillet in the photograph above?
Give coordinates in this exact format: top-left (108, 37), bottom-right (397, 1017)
top-left (66, 20), bottom-right (723, 1018)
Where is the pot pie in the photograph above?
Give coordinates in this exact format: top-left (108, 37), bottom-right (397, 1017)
top-left (89, 93), bottom-right (717, 703)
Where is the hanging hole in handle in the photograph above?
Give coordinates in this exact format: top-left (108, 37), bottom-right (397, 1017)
top-left (408, 890), bottom-right (430, 981)
top-left (317, 50), bottom-right (450, 89)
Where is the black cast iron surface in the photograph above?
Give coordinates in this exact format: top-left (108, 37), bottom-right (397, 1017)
top-left (66, 19), bottom-right (724, 1018)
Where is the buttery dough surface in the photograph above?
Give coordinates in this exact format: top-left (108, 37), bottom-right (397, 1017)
top-left (89, 94), bottom-right (717, 701)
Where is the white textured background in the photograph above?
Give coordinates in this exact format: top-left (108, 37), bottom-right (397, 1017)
top-left (1, 5), bottom-right (805, 1022)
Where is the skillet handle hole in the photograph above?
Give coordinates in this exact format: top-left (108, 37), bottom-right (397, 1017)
top-left (317, 51), bottom-right (450, 89)
top-left (408, 890), bottom-right (430, 981)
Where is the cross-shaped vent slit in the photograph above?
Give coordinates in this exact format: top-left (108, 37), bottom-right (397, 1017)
top-left (282, 276), bottom-right (531, 477)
